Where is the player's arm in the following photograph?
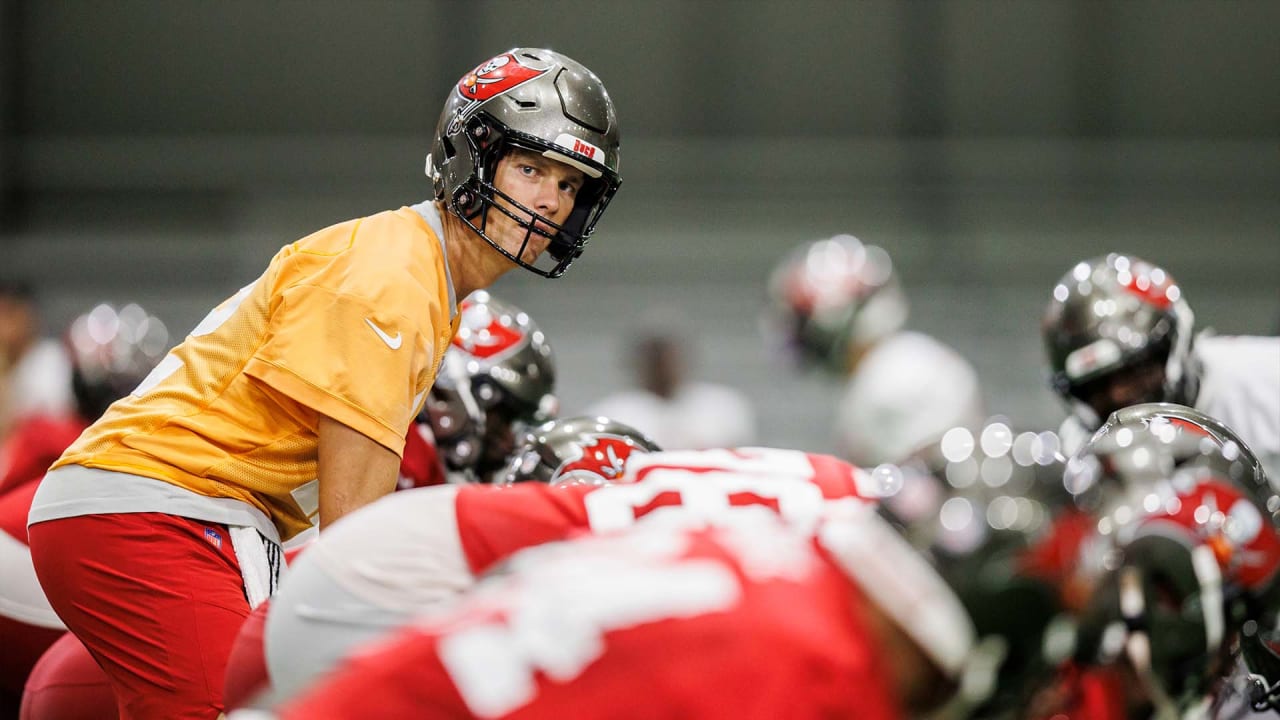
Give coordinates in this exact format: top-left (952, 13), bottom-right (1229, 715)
top-left (317, 414), bottom-right (401, 529)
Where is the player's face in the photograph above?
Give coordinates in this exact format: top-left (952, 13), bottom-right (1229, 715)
top-left (489, 148), bottom-right (584, 265)
top-left (1084, 361), bottom-right (1166, 421)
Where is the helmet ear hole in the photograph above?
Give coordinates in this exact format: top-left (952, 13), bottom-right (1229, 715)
top-left (452, 185), bottom-right (484, 217)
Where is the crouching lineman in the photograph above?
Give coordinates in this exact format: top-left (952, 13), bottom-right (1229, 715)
top-left (410, 290), bottom-right (558, 487)
top-left (258, 421), bottom-right (892, 707)
top-left (1061, 403), bottom-right (1280, 718)
top-left (253, 469), bottom-right (1074, 719)
top-left (767, 233), bottom-right (985, 467)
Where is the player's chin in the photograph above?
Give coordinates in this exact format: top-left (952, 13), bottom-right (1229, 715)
top-left (518, 232), bottom-right (553, 264)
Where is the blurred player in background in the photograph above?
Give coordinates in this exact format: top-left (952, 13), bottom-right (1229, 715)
top-left (1058, 404), bottom-right (1280, 719)
top-left (1042, 253), bottom-right (1280, 478)
top-left (767, 234), bottom-right (985, 468)
top-left (0, 281), bottom-right (73, 443)
top-left (27, 47), bottom-right (623, 719)
top-left (0, 303), bottom-right (166, 720)
top-left (586, 328), bottom-right (756, 449)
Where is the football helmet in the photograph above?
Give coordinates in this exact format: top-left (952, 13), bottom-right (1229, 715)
top-left (1043, 254), bottom-right (1199, 430)
top-left (497, 415), bottom-right (660, 486)
top-left (889, 420), bottom-right (1070, 545)
top-left (427, 48), bottom-right (622, 278)
top-left (765, 234), bottom-right (908, 374)
top-left (65, 303), bottom-right (169, 420)
top-left (422, 291), bottom-right (557, 481)
top-left (1065, 403), bottom-right (1280, 715)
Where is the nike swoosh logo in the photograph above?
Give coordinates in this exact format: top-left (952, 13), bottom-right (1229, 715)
top-left (365, 318), bottom-right (403, 350)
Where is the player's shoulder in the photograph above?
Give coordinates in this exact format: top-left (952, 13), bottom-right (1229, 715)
top-left (281, 208), bottom-right (434, 260)
top-left (1197, 333), bottom-right (1280, 361)
top-left (271, 208), bottom-right (446, 312)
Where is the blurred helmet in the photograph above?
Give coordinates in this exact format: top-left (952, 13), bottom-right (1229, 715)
top-left (427, 48), bottom-right (622, 278)
top-left (498, 415), bottom-right (660, 486)
top-left (888, 420), bottom-right (1070, 548)
top-left (65, 303), bottom-right (169, 420)
top-left (766, 234), bottom-right (908, 374)
top-left (1064, 402), bottom-right (1269, 511)
top-left (423, 291), bottom-right (557, 481)
top-left (1066, 403), bottom-right (1280, 715)
top-left (1042, 254), bottom-right (1199, 430)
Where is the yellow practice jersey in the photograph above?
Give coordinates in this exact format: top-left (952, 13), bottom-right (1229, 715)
top-left (53, 206), bottom-right (460, 540)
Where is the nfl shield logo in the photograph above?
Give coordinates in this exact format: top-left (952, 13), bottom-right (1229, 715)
top-left (203, 527), bottom-right (223, 549)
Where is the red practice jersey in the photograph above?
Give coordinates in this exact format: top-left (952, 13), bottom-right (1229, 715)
top-left (454, 447), bottom-right (878, 576)
top-left (278, 517), bottom-right (904, 720)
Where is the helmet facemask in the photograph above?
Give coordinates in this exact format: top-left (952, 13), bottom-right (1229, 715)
top-left (444, 119), bottom-right (619, 278)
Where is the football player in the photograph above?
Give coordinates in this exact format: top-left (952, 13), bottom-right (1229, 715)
top-left (1042, 253), bottom-right (1280, 477)
top-left (260, 484), bottom-right (1071, 719)
top-left (767, 234), bottom-right (985, 467)
top-left (28, 47), bottom-right (622, 719)
top-left (1063, 403), bottom-right (1280, 719)
top-left (261, 422), bottom-right (887, 706)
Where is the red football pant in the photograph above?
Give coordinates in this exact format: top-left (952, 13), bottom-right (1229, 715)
top-left (28, 513), bottom-right (250, 720)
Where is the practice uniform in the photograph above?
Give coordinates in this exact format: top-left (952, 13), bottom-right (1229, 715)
top-left (272, 514), bottom-right (922, 720)
top-left (836, 331), bottom-right (984, 467)
top-left (264, 447), bottom-right (878, 700)
top-left (27, 201), bottom-right (460, 719)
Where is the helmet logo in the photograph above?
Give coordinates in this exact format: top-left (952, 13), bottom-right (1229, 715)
top-left (448, 53), bottom-right (550, 137)
top-left (553, 435), bottom-right (638, 485)
top-left (451, 301), bottom-right (526, 360)
top-left (457, 53), bottom-right (548, 103)
top-left (1140, 480), bottom-right (1280, 590)
top-left (1118, 260), bottom-right (1176, 310)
